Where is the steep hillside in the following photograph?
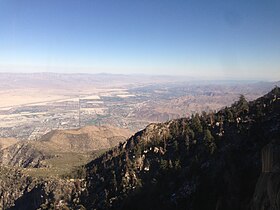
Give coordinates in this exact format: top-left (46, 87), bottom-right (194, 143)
top-left (0, 126), bottom-right (131, 209)
top-left (0, 141), bottom-right (51, 168)
top-left (82, 87), bottom-right (280, 210)
top-left (0, 166), bottom-right (84, 210)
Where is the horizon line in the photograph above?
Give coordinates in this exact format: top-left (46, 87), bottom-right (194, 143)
top-left (0, 71), bottom-right (277, 83)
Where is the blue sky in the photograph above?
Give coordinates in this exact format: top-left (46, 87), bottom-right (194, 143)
top-left (0, 0), bottom-right (279, 80)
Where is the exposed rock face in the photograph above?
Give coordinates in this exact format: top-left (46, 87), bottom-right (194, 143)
top-left (262, 144), bottom-right (274, 173)
top-left (261, 141), bottom-right (280, 173)
top-left (0, 166), bottom-right (85, 210)
top-left (0, 167), bottom-right (33, 209)
top-left (0, 142), bottom-right (50, 167)
top-left (251, 140), bottom-right (280, 210)
top-left (9, 178), bottom-right (86, 210)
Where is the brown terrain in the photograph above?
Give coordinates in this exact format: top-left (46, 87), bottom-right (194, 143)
top-left (0, 125), bottom-right (132, 177)
top-left (0, 137), bottom-right (19, 150)
top-left (39, 125), bottom-right (132, 152)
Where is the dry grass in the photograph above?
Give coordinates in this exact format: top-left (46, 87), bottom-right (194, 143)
top-left (0, 138), bottom-right (19, 150)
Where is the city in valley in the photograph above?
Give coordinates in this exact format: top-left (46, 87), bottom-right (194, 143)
top-left (0, 73), bottom-right (277, 141)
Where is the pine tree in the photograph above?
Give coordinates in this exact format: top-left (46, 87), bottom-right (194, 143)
top-left (172, 140), bottom-right (179, 151)
top-left (192, 113), bottom-right (203, 133)
top-left (236, 95), bottom-right (249, 113)
top-left (204, 129), bottom-right (214, 143)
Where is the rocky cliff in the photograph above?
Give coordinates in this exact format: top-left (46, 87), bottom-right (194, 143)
top-left (251, 140), bottom-right (280, 210)
top-left (0, 142), bottom-right (51, 167)
top-left (0, 165), bottom-right (86, 210)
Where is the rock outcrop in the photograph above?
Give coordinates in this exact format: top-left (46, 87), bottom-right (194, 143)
top-left (0, 142), bottom-right (50, 168)
top-left (0, 166), bottom-right (85, 210)
top-left (251, 140), bottom-right (280, 210)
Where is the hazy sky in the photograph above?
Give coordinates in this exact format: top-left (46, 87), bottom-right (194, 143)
top-left (0, 0), bottom-right (279, 80)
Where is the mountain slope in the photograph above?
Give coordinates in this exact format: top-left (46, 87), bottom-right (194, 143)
top-left (0, 166), bottom-right (85, 210)
top-left (0, 141), bottom-right (51, 168)
top-left (39, 125), bottom-right (132, 152)
top-left (0, 125), bottom-right (132, 209)
top-left (0, 126), bottom-right (131, 170)
top-left (82, 87), bottom-right (280, 210)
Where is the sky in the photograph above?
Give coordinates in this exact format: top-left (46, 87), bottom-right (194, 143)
top-left (0, 0), bottom-right (279, 80)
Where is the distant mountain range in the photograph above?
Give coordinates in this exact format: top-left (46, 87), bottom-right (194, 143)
top-left (0, 72), bottom-right (279, 90)
top-left (0, 73), bottom-right (192, 90)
